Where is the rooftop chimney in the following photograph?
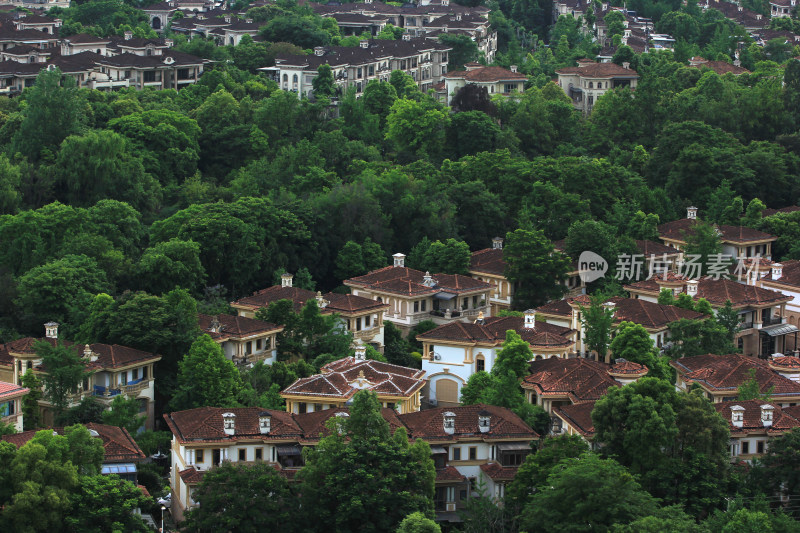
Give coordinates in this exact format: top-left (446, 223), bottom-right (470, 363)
top-left (731, 405), bottom-right (744, 428)
top-left (510, 65), bottom-right (518, 73)
top-left (622, 61), bottom-right (630, 69)
top-left (478, 409), bottom-right (491, 433)
top-left (210, 315), bottom-right (221, 333)
top-left (686, 279), bottom-right (698, 297)
top-left (259, 411), bottom-right (271, 434)
top-left (360, 40), bottom-right (370, 49)
top-left (316, 291), bottom-right (329, 309)
top-left (761, 404), bottom-right (774, 428)
top-left (314, 46), bottom-right (324, 56)
top-left (44, 321), bottom-right (59, 339)
top-left (602, 301), bottom-right (616, 315)
top-left (281, 273), bottom-right (293, 288)
top-left (164, 38), bottom-right (174, 47)
top-left (224, 15), bottom-right (231, 22)
top-left (124, 30), bottom-right (132, 40)
top-left (687, 206), bottom-right (698, 220)
top-left (222, 412), bottom-right (236, 435)
top-left (524, 309), bottom-right (536, 329)
top-left (443, 411), bottom-right (456, 435)
top-left (442, 0), bottom-right (449, 5)
top-left (492, 237), bottom-right (503, 249)
top-left (422, 271), bottom-right (435, 287)
top-left (393, 253), bottom-right (406, 268)
top-left (354, 344), bottom-right (367, 360)
top-left (402, 33), bottom-right (411, 41)
top-left (771, 263), bottom-right (783, 280)
top-left (83, 344), bottom-right (98, 363)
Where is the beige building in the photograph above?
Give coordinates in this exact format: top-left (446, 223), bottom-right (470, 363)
top-left (555, 59), bottom-right (638, 114)
top-left (716, 400), bottom-right (800, 462)
top-left (442, 64), bottom-right (527, 105)
top-left (199, 313), bottom-right (283, 368)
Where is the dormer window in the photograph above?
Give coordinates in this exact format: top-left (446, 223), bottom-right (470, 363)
top-left (259, 412), bottom-right (271, 434)
top-left (222, 412), bottom-right (236, 435)
top-left (443, 412), bottom-right (456, 434)
top-left (478, 410), bottom-right (491, 433)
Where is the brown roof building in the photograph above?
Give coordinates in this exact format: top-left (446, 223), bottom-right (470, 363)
top-left (555, 59), bottom-right (639, 114)
top-left (715, 399), bottom-right (800, 462)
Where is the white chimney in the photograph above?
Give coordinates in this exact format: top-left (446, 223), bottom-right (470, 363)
top-left (393, 253), bottom-right (406, 268)
top-left (442, 0), bottom-right (449, 5)
top-left (314, 46), bottom-right (324, 56)
top-left (687, 206), bottom-right (698, 220)
top-left (354, 344), bottom-right (366, 360)
top-left (422, 271), bottom-right (435, 287)
top-left (761, 404), bottom-right (774, 427)
top-left (84, 344), bottom-right (98, 363)
top-left (165, 38), bottom-right (174, 47)
top-left (524, 309), bottom-right (536, 329)
top-left (492, 237), bottom-right (503, 250)
top-left (731, 405), bottom-right (744, 428)
top-left (602, 301), bottom-right (616, 315)
top-left (686, 279), bottom-right (698, 297)
top-left (259, 412), bottom-right (271, 434)
top-left (622, 61), bottom-right (630, 69)
top-left (360, 40), bottom-right (370, 49)
top-left (44, 321), bottom-right (59, 339)
top-left (124, 30), bottom-right (132, 40)
top-left (402, 33), bottom-right (411, 41)
top-left (222, 412), bottom-right (236, 436)
top-left (281, 273), bottom-right (293, 288)
top-left (478, 410), bottom-right (490, 433)
top-left (316, 291), bottom-right (328, 309)
top-left (771, 263), bottom-right (783, 280)
top-left (510, 65), bottom-right (517, 73)
top-left (210, 315), bottom-right (221, 333)
top-left (443, 411), bottom-right (456, 435)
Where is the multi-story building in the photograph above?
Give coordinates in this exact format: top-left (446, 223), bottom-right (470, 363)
top-left (345, 253), bottom-right (494, 335)
top-left (760, 261), bottom-right (800, 352)
top-left (199, 313), bottom-right (283, 368)
top-left (259, 37), bottom-right (452, 98)
top-left (468, 237), bottom-right (513, 314)
top-left (0, 380), bottom-right (28, 432)
top-left (716, 399), bottom-right (800, 462)
top-left (536, 295), bottom-right (705, 359)
top-left (0, 322), bottom-right (162, 429)
top-left (417, 310), bottom-right (576, 407)
top-left (281, 348), bottom-right (426, 414)
top-left (769, 0), bottom-right (797, 17)
top-left (671, 353), bottom-right (800, 405)
top-left (232, 273), bottom-right (389, 351)
top-left (555, 59), bottom-right (639, 114)
top-left (163, 402), bottom-right (536, 523)
top-left (441, 64), bottom-right (527, 105)
top-left (625, 275), bottom-right (794, 357)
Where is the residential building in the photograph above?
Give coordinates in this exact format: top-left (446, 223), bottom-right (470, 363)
top-left (0, 380), bottom-right (28, 432)
top-left (3, 422), bottom-right (147, 483)
top-left (658, 207), bottom-right (778, 259)
top-left (521, 357), bottom-right (647, 414)
top-left (442, 64), bottom-right (527, 105)
top-left (536, 295), bottom-right (705, 359)
top-left (769, 0), bottom-right (797, 17)
top-left (232, 273), bottom-right (389, 351)
top-left (0, 322), bottom-right (162, 429)
top-left (199, 313), bottom-right (283, 368)
top-left (688, 55), bottom-right (750, 75)
top-left (60, 33), bottom-right (110, 56)
top-left (555, 59), bottom-right (639, 114)
top-left (624, 275), bottom-right (795, 357)
top-left (705, 0), bottom-right (769, 31)
top-left (259, 37), bottom-right (452, 98)
top-left (417, 310), bottom-right (576, 407)
top-left (552, 401), bottom-right (598, 444)
top-left (163, 403), bottom-right (536, 523)
top-left (716, 400), bottom-right (800, 462)
top-left (142, 1), bottom-right (178, 32)
top-left (345, 253), bottom-right (494, 335)
top-left (670, 353), bottom-right (800, 405)
top-left (281, 349), bottom-right (426, 414)
top-left (468, 237), bottom-right (513, 314)
top-left (760, 261), bottom-right (800, 351)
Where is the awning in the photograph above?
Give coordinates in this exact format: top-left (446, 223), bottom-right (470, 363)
top-left (434, 292), bottom-right (457, 300)
top-left (430, 446), bottom-right (447, 455)
top-left (275, 445), bottom-right (302, 456)
top-left (761, 324), bottom-right (800, 337)
top-left (496, 442), bottom-right (532, 452)
top-left (101, 463), bottom-right (137, 475)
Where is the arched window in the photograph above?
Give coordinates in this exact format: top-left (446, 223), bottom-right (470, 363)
top-left (588, 81), bottom-right (593, 88)
top-left (293, 74), bottom-right (298, 83)
top-left (283, 74), bottom-right (288, 82)
top-left (476, 354), bottom-right (485, 373)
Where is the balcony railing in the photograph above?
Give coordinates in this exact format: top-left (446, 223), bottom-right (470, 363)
top-left (762, 316), bottom-right (785, 326)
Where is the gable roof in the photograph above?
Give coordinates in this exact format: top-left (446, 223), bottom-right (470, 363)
top-left (444, 65), bottom-right (527, 83)
top-left (281, 357), bottom-right (426, 400)
top-left (398, 403), bottom-right (538, 441)
top-left (346, 265), bottom-right (492, 297)
top-left (554, 401), bottom-right (597, 438)
top-left (715, 399), bottom-right (800, 435)
top-left (198, 313), bottom-right (282, 340)
top-left (164, 407), bottom-right (304, 444)
top-left (671, 354), bottom-right (800, 398)
top-left (2, 423), bottom-right (146, 463)
top-left (469, 247), bottom-right (505, 276)
top-left (625, 276), bottom-right (790, 308)
top-left (232, 285), bottom-right (317, 312)
top-left (416, 315), bottom-right (573, 348)
top-left (522, 358), bottom-right (621, 402)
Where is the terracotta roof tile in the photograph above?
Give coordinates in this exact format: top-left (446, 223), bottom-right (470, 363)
top-left (671, 354), bottom-right (800, 397)
top-left (444, 65), bottom-right (527, 82)
top-left (198, 313), bottom-right (282, 339)
top-left (522, 358), bottom-right (620, 402)
top-left (625, 277), bottom-right (790, 308)
top-left (323, 292), bottom-right (388, 314)
top-left (2, 423), bottom-right (145, 462)
top-left (0, 380), bottom-right (28, 400)
top-left (346, 266), bottom-right (492, 297)
top-left (416, 316), bottom-right (573, 348)
top-left (469, 248), bottom-right (506, 276)
top-left (479, 462), bottom-right (519, 481)
top-left (436, 465), bottom-right (467, 482)
top-left (715, 399), bottom-right (800, 434)
top-left (178, 466), bottom-right (205, 484)
top-left (164, 407), bottom-right (304, 444)
top-left (232, 285), bottom-right (317, 312)
top-left (556, 62), bottom-right (639, 78)
top-left (658, 217), bottom-right (775, 243)
top-left (554, 401), bottom-right (596, 437)
top-left (398, 403), bottom-right (538, 441)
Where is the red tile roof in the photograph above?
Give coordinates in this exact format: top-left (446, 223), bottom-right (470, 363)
top-left (762, 260), bottom-right (800, 289)
top-left (522, 358), bottom-right (620, 402)
top-left (554, 401), bottom-right (596, 437)
top-left (198, 313), bottom-right (282, 340)
top-left (609, 360), bottom-right (648, 376)
top-left (436, 465), bottom-right (467, 482)
top-left (0, 381), bottom-right (28, 400)
top-left (536, 296), bottom-right (703, 329)
top-left (691, 60), bottom-right (750, 75)
top-left (444, 65), bottom-right (527, 82)
top-left (556, 62), bottom-right (639, 78)
top-left (625, 277), bottom-right (790, 308)
top-left (658, 217), bottom-right (775, 244)
top-left (715, 400), bottom-right (800, 434)
top-left (282, 357), bottom-right (426, 400)
top-left (763, 205), bottom-right (800, 217)
top-left (416, 316), bottom-right (573, 348)
top-left (87, 343), bottom-right (161, 369)
top-left (770, 356), bottom-right (800, 370)
top-left (469, 248), bottom-right (506, 277)
top-left (293, 406), bottom-right (405, 442)
top-left (346, 266), bottom-right (492, 297)
top-left (479, 462), bottom-right (519, 481)
top-left (178, 466), bottom-right (205, 484)
top-left (2, 423), bottom-right (145, 462)
top-left (671, 354), bottom-right (800, 398)
top-left (398, 404), bottom-right (538, 441)
top-left (232, 285), bottom-right (317, 312)
top-left (164, 407), bottom-right (303, 444)
top-left (323, 293), bottom-right (388, 314)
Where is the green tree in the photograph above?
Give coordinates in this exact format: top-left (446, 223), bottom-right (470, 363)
top-left (396, 512), bottom-right (441, 533)
top-left (658, 288), bottom-right (676, 306)
top-left (10, 67), bottom-right (86, 162)
top-left (580, 295), bottom-right (615, 360)
top-left (385, 98), bottom-right (449, 160)
top-left (134, 238), bottom-right (206, 295)
top-left (519, 453), bottom-right (658, 532)
top-left (312, 64), bottom-right (336, 98)
top-left (750, 427), bottom-right (800, 502)
top-left (493, 330), bottom-right (533, 379)
top-left (334, 239), bottom-right (386, 280)
top-left (298, 390), bottom-right (435, 532)
top-left (684, 222), bottom-right (726, 277)
top-left (610, 321), bottom-right (671, 379)
top-left (738, 368), bottom-right (774, 401)
top-left (21, 368), bottom-right (42, 430)
top-left (101, 394), bottom-right (147, 436)
top-left (36, 341), bottom-right (90, 424)
top-left (182, 462), bottom-right (299, 533)
top-left (666, 316), bottom-right (738, 358)
top-left (706, 180), bottom-right (743, 225)
top-left (170, 334), bottom-right (243, 411)
top-left (437, 33), bottom-right (478, 70)
top-left (503, 228), bottom-right (570, 309)
top-left (66, 474), bottom-right (149, 533)
top-left (423, 238), bottom-right (471, 275)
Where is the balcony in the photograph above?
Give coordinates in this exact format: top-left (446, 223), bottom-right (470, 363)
top-left (762, 316), bottom-right (785, 327)
top-left (353, 327), bottom-right (379, 341)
